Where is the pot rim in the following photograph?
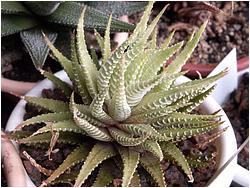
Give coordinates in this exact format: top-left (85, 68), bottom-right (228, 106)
top-left (166, 55), bottom-right (249, 77)
top-left (5, 70), bottom-right (238, 187)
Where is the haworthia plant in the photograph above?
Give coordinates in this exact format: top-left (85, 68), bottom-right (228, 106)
top-left (8, 2), bottom-right (227, 187)
top-left (1, 1), bottom-right (146, 69)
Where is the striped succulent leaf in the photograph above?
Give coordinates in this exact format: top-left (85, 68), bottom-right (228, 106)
top-left (8, 2), bottom-right (227, 187)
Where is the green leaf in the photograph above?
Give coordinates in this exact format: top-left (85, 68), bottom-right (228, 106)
top-left (161, 30), bottom-right (175, 48)
top-left (179, 86), bottom-right (215, 112)
top-left (23, 1), bottom-right (61, 16)
top-left (32, 120), bottom-right (85, 136)
top-left (108, 57), bottom-right (131, 121)
top-left (140, 154), bottom-right (166, 187)
top-left (70, 93), bottom-right (108, 128)
top-left (19, 131), bottom-right (83, 145)
top-left (71, 97), bottom-right (113, 142)
top-left (50, 171), bottom-right (78, 185)
top-left (20, 112), bottom-right (72, 128)
top-left (108, 127), bottom-right (147, 146)
top-left (161, 121), bottom-right (223, 141)
top-left (92, 160), bottom-right (116, 187)
top-left (102, 15), bottom-right (112, 65)
top-left (74, 142), bottom-right (117, 187)
top-left (45, 2), bottom-right (135, 32)
top-left (129, 170), bottom-right (141, 187)
top-left (117, 124), bottom-right (169, 141)
top-left (40, 70), bottom-right (72, 97)
top-left (139, 42), bottom-right (183, 80)
top-left (23, 96), bottom-right (69, 113)
top-left (20, 28), bottom-right (57, 69)
top-left (1, 1), bottom-right (30, 15)
top-left (1, 15), bottom-right (37, 37)
top-left (126, 74), bottom-right (164, 108)
top-left (41, 145), bottom-right (90, 186)
top-left (83, 1), bottom-right (147, 18)
top-left (165, 20), bottom-right (208, 74)
top-left (136, 140), bottom-right (164, 161)
top-left (76, 8), bottom-right (98, 98)
top-left (160, 142), bottom-right (194, 182)
top-left (43, 33), bottom-right (74, 80)
top-left (116, 146), bottom-right (140, 187)
top-left (71, 58), bottom-right (92, 104)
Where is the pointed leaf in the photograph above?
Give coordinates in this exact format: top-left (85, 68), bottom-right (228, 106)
top-left (108, 57), bottom-right (131, 121)
top-left (70, 93), bottom-right (109, 128)
top-left (92, 160), bottom-right (116, 187)
top-left (20, 29), bottom-right (57, 69)
top-left (32, 120), bottom-right (84, 136)
top-left (165, 20), bottom-right (208, 74)
top-left (40, 70), bottom-right (72, 97)
top-left (83, 1), bottom-right (147, 18)
top-left (139, 42), bottom-right (183, 80)
top-left (161, 30), bottom-right (175, 48)
top-left (140, 154), bottom-right (166, 187)
top-left (102, 15), bottom-right (112, 64)
top-left (76, 8), bottom-right (98, 98)
top-left (1, 15), bottom-right (37, 37)
top-left (108, 127), bottom-right (147, 146)
top-left (41, 145), bottom-right (90, 186)
top-left (160, 142), bottom-right (193, 182)
top-left (74, 142), bottom-right (117, 187)
top-left (19, 132), bottom-right (83, 145)
top-left (161, 121), bottom-right (223, 141)
top-left (116, 146), bottom-right (140, 187)
top-left (136, 140), bottom-right (163, 161)
top-left (23, 1), bottom-right (61, 16)
top-left (126, 74), bottom-right (164, 107)
top-left (46, 2), bottom-right (135, 32)
top-left (71, 97), bottom-right (113, 141)
top-left (19, 112), bottom-right (72, 128)
top-left (43, 33), bottom-right (74, 80)
top-left (1, 1), bottom-right (30, 15)
top-left (23, 96), bottom-right (69, 113)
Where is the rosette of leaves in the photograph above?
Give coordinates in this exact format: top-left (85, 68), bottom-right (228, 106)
top-left (9, 2), bottom-right (227, 187)
top-left (1, 1), bottom-right (147, 69)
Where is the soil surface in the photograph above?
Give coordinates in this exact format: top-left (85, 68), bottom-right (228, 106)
top-left (1, 34), bottom-right (63, 82)
top-left (130, 1), bottom-right (249, 65)
top-left (223, 73), bottom-right (249, 170)
top-left (14, 88), bottom-right (218, 187)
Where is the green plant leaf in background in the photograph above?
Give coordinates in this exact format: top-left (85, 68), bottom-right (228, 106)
top-left (1, 15), bottom-right (37, 37)
top-left (1, 1), bottom-right (30, 15)
top-left (23, 1), bottom-right (61, 16)
top-left (20, 29), bottom-right (57, 69)
top-left (1, 1), bottom-right (147, 71)
top-left (81, 1), bottom-right (148, 18)
top-left (45, 2), bottom-right (135, 32)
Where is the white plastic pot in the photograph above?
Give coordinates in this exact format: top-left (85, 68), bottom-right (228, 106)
top-left (5, 70), bottom-right (238, 187)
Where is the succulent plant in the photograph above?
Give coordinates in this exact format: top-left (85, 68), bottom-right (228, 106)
top-left (9, 2), bottom-right (227, 187)
top-left (1, 1), bottom-right (147, 69)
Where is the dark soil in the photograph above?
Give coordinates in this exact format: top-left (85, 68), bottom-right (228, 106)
top-left (15, 88), bottom-right (217, 187)
top-left (129, 1), bottom-right (249, 64)
top-left (223, 73), bottom-right (249, 170)
top-left (1, 34), bottom-right (63, 82)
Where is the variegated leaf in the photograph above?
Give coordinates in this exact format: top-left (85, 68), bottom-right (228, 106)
top-left (108, 57), bottom-right (131, 121)
top-left (160, 142), bottom-right (193, 182)
top-left (140, 154), bottom-right (166, 187)
top-left (23, 96), bottom-right (69, 113)
top-left (41, 145), bottom-right (90, 186)
top-left (74, 142), bottom-right (117, 187)
top-left (76, 8), bottom-right (98, 98)
top-left (40, 70), bottom-right (72, 97)
top-left (108, 127), bottom-right (147, 146)
top-left (116, 146), bottom-right (140, 187)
